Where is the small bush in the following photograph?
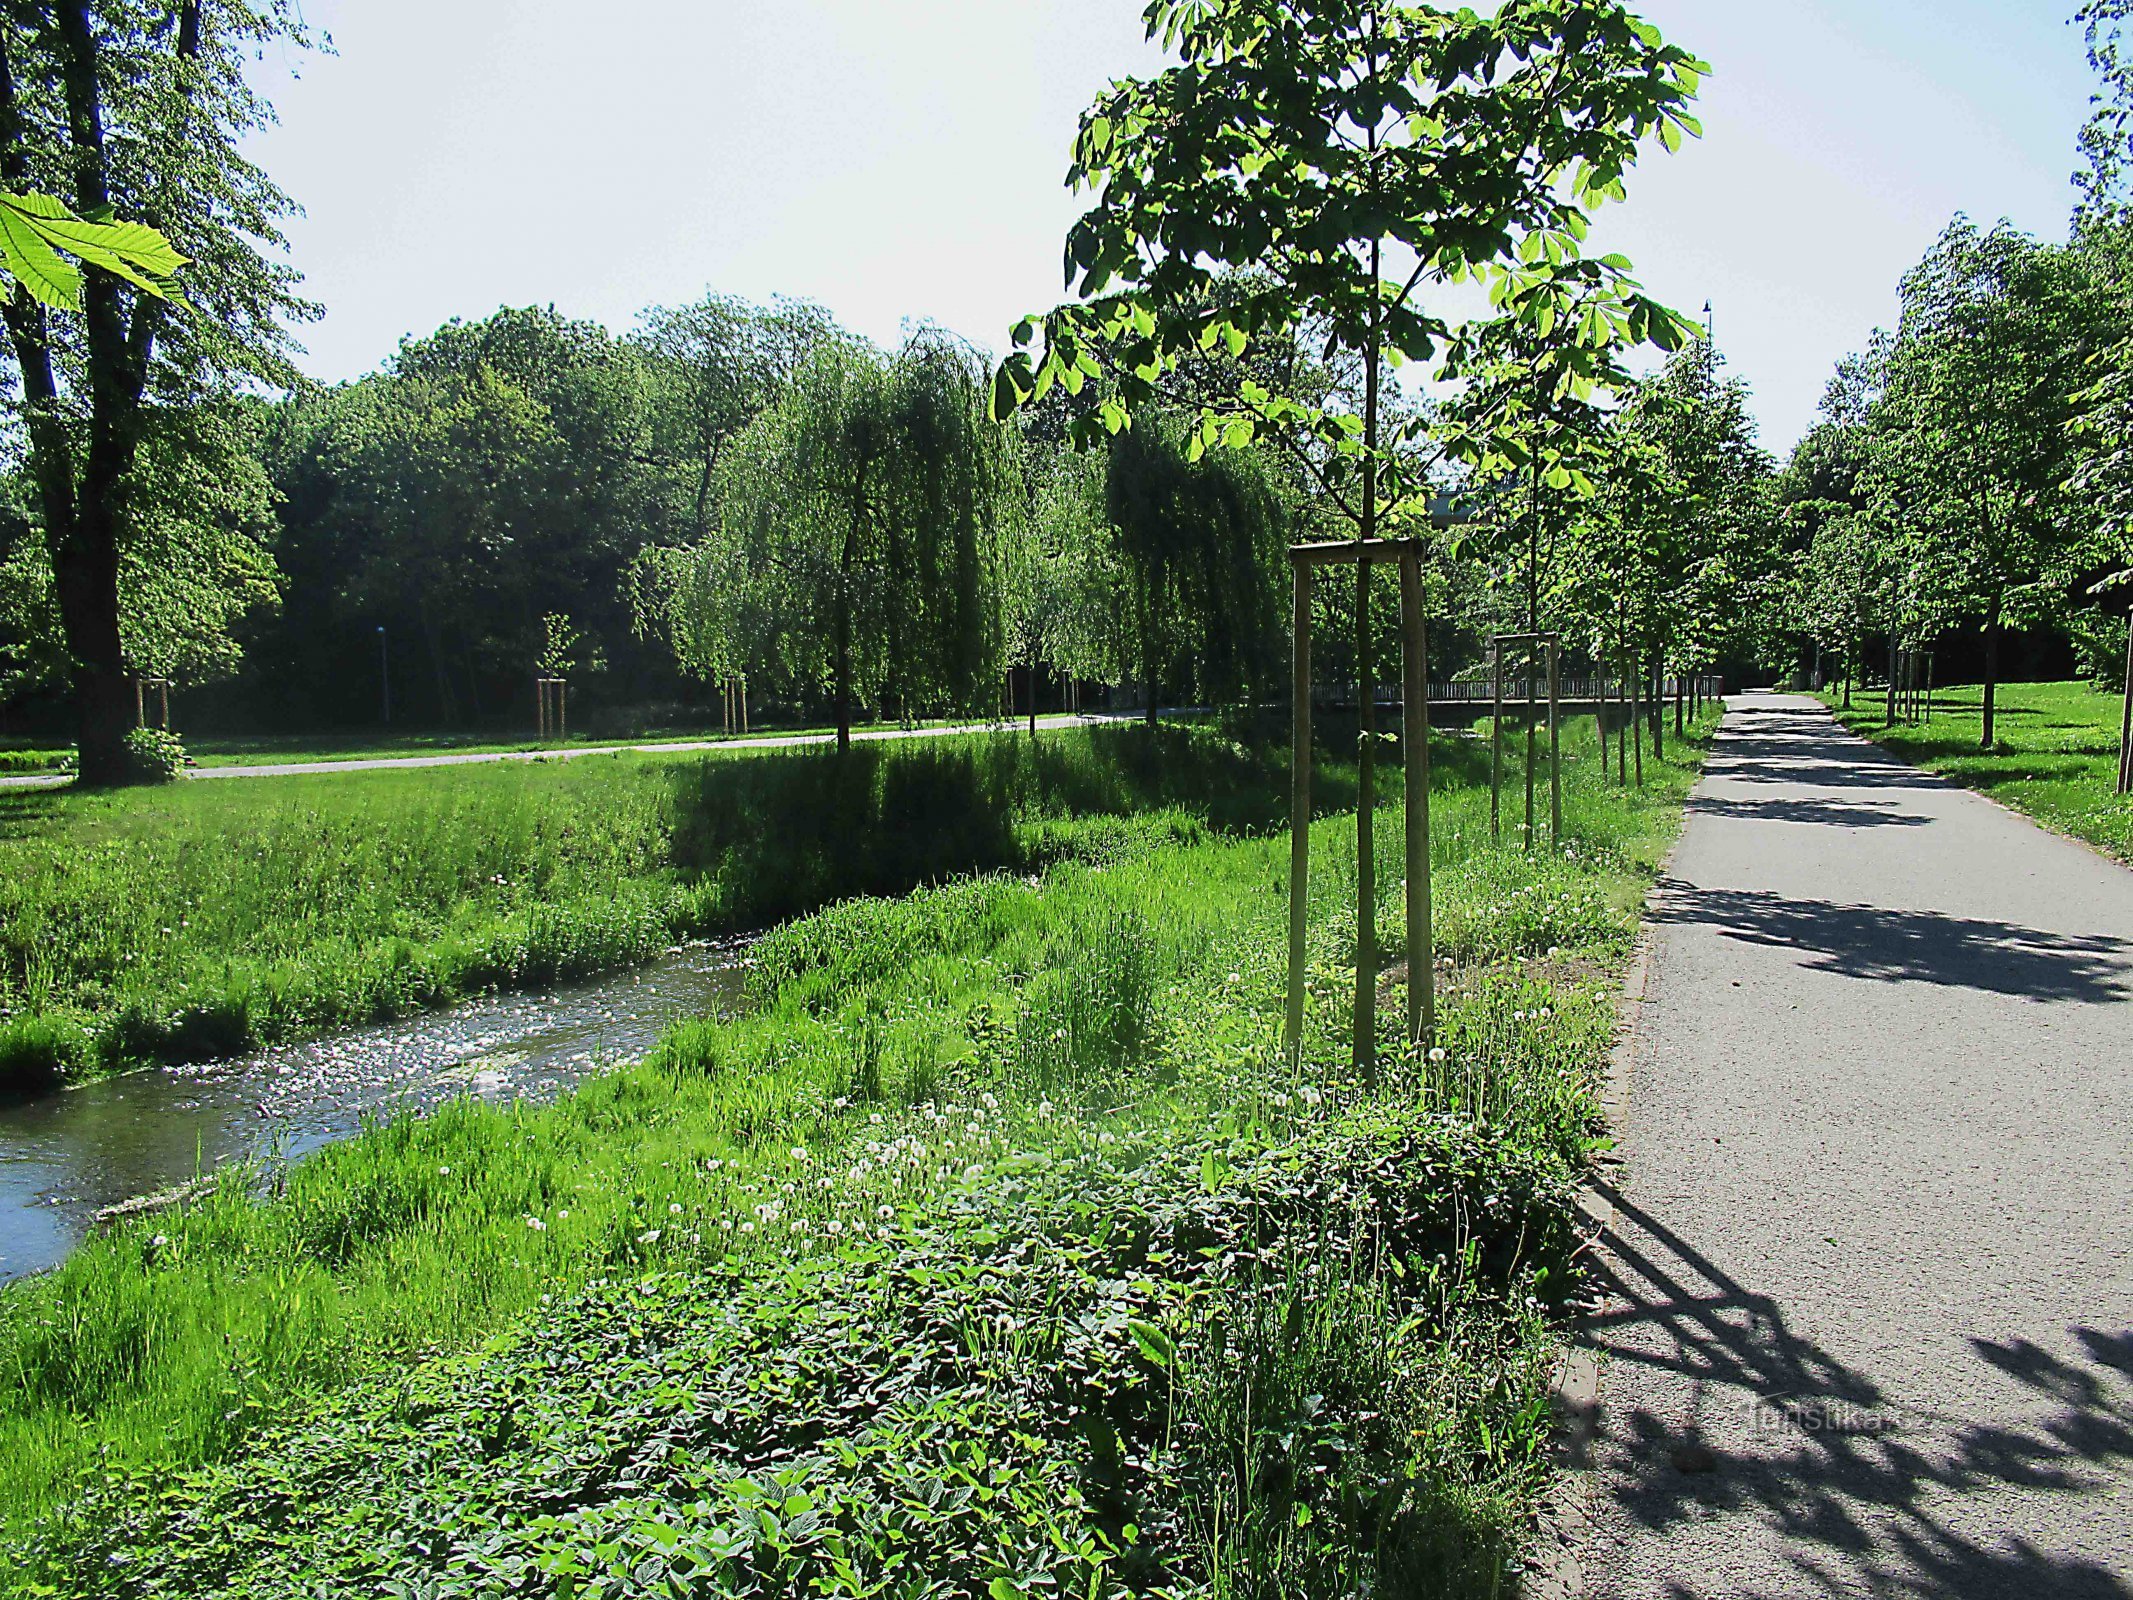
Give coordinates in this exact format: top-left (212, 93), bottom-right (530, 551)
top-left (120, 727), bottom-right (189, 784)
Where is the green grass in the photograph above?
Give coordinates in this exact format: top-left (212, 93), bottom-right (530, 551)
top-left (1821, 679), bottom-right (2133, 864)
top-left (0, 711), bottom-right (1050, 776)
top-left (0, 710), bottom-right (1717, 1594)
top-left (0, 724), bottom-right (1309, 1089)
top-left (177, 711), bottom-right (1014, 768)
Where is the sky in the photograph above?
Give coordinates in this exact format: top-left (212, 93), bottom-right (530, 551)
top-left (244, 0), bottom-right (2101, 455)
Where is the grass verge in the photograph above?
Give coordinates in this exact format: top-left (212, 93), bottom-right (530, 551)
top-left (0, 710), bottom-right (1715, 1593)
top-left (1820, 680), bottom-right (2133, 864)
top-left (0, 724), bottom-right (1322, 1090)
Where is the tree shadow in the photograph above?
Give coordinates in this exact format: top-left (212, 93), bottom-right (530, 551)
top-left (1646, 881), bottom-right (2131, 1004)
top-left (1685, 795), bottom-right (1932, 830)
top-left (1581, 1180), bottom-right (2133, 1599)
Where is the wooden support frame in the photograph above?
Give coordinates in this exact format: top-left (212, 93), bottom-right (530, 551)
top-left (134, 675), bottom-right (171, 731)
top-left (536, 676), bottom-right (568, 742)
top-left (1285, 539), bottom-right (1433, 1072)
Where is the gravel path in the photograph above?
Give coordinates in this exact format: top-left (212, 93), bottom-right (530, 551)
top-left (0, 713), bottom-right (1099, 791)
top-left (1583, 693), bottom-right (2133, 1599)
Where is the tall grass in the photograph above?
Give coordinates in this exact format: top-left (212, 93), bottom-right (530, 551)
top-left (0, 710), bottom-right (1715, 1569)
top-left (0, 725), bottom-right (1347, 1088)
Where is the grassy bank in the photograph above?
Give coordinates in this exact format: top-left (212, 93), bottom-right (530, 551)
top-left (0, 712), bottom-right (1714, 1591)
top-left (0, 723), bottom-right (1324, 1089)
top-left (1821, 680), bottom-right (2133, 864)
top-left (0, 712), bottom-right (1049, 776)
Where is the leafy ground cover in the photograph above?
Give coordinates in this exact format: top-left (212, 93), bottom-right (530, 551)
top-left (0, 711), bottom-right (1715, 1593)
top-left (0, 724), bottom-right (1326, 1089)
top-left (1821, 680), bottom-right (2133, 864)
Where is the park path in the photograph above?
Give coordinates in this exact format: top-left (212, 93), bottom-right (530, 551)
top-left (1581, 692), bottom-right (2133, 1599)
top-left (0, 712), bottom-right (1099, 791)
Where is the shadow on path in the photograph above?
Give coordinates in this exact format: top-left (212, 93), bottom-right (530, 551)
top-left (1684, 795), bottom-right (1932, 830)
top-left (1647, 881), bottom-right (2132, 1004)
top-left (1584, 1179), bottom-right (2133, 1600)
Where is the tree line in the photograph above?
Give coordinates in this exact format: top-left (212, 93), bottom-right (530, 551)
top-left (17, 0), bottom-right (2133, 783)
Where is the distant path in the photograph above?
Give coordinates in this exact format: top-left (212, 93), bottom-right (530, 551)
top-left (0, 712), bottom-right (1111, 791)
top-left (1583, 693), bottom-right (2133, 1598)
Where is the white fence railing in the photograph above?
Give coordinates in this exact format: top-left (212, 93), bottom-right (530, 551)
top-left (1320, 677), bottom-right (1724, 705)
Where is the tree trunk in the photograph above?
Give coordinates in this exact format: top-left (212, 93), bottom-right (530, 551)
top-left (1981, 602), bottom-right (2000, 751)
top-left (0, 3), bottom-right (194, 784)
top-left (2118, 622), bottom-right (2133, 795)
top-left (835, 475), bottom-right (864, 753)
top-left (1027, 662), bottom-right (1036, 739)
top-left (1650, 660), bottom-right (1664, 762)
top-left (1352, 237), bottom-right (1382, 1083)
top-left (1630, 653), bottom-right (1644, 788)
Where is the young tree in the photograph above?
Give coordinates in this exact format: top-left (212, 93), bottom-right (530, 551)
top-left (0, 2), bottom-right (314, 783)
top-left (994, 0), bottom-right (1704, 1071)
top-left (1866, 220), bottom-right (2098, 746)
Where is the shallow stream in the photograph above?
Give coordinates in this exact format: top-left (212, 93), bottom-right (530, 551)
top-left (0, 944), bottom-right (747, 1284)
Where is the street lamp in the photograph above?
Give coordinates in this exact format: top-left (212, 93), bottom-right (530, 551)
top-left (377, 625), bottom-right (391, 726)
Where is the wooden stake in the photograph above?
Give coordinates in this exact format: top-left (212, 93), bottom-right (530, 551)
top-left (1523, 642), bottom-right (1537, 852)
top-left (1548, 639), bottom-right (1561, 851)
top-left (1399, 554), bottom-right (1432, 1044)
top-left (1490, 639), bottom-right (1503, 843)
top-left (1286, 564), bottom-right (1313, 1063)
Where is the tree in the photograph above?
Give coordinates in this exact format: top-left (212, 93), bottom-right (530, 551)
top-left (1, 399), bottom-right (279, 699)
top-left (1865, 220), bottom-right (2098, 746)
top-left (640, 329), bottom-right (1015, 750)
top-left (0, 1), bottom-right (314, 783)
top-left (264, 306), bottom-right (681, 727)
top-left (995, 0), bottom-right (1705, 1070)
top-left (633, 294), bottom-right (836, 540)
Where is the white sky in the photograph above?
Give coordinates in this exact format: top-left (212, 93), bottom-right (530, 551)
top-left (245, 0), bottom-right (2097, 454)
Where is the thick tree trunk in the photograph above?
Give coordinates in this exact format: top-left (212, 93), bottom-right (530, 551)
top-left (1, 3), bottom-right (193, 784)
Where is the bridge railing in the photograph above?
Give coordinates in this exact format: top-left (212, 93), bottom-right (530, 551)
top-left (1315, 676), bottom-right (1725, 705)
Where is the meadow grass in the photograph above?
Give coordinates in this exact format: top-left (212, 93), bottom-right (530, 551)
top-left (0, 710), bottom-right (1716, 1593)
top-left (0, 723), bottom-right (1336, 1089)
top-left (1822, 679), bottom-right (2133, 864)
top-left (0, 710), bottom-right (1051, 775)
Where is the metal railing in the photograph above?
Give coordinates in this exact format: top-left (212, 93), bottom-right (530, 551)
top-left (1317, 676), bottom-right (1724, 705)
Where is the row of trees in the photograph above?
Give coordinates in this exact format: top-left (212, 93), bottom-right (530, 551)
top-left (1786, 3), bottom-right (2133, 744)
top-left (0, 0), bottom-right (1786, 779)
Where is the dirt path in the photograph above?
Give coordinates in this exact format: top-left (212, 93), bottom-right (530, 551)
top-left (1582, 693), bottom-right (2133, 1598)
top-left (0, 713), bottom-right (1102, 791)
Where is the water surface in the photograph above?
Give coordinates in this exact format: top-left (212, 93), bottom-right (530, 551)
top-left (0, 944), bottom-right (747, 1283)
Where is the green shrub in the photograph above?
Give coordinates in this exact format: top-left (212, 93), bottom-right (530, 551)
top-left (119, 727), bottom-right (189, 784)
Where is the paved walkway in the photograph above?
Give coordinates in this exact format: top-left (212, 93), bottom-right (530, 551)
top-left (1585, 693), bottom-right (2133, 1599)
top-left (0, 713), bottom-right (1101, 791)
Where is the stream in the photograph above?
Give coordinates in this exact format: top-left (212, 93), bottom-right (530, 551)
top-left (0, 943), bottom-right (750, 1284)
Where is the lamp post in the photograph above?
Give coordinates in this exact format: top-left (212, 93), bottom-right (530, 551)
top-left (377, 625), bottom-right (391, 726)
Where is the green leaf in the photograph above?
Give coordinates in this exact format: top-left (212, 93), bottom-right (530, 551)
top-left (0, 209), bottom-right (80, 309)
top-left (1127, 1318), bottom-right (1175, 1369)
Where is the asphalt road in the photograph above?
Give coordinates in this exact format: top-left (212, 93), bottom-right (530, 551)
top-left (1584, 693), bottom-right (2133, 1599)
top-left (0, 712), bottom-right (1102, 791)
